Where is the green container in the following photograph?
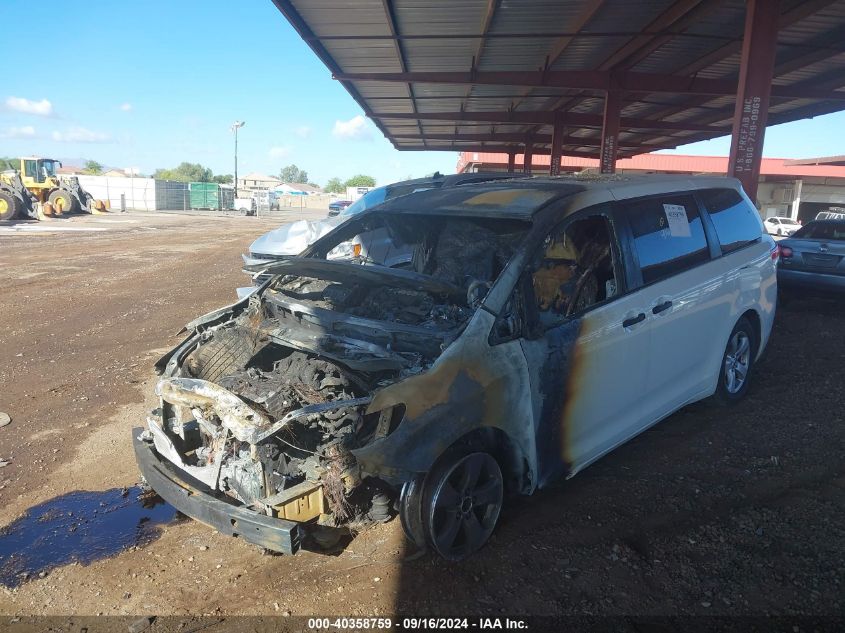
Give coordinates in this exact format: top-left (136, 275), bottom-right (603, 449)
top-left (189, 182), bottom-right (220, 210)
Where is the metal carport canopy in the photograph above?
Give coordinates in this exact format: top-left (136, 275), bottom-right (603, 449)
top-left (272, 0), bottom-right (845, 197)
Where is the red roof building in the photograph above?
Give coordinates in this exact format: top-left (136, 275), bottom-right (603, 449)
top-left (457, 152), bottom-right (845, 224)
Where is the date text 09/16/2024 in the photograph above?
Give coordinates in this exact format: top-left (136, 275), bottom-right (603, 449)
top-left (306, 617), bottom-right (529, 630)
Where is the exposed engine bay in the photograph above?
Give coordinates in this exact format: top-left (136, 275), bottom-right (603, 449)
top-left (146, 216), bottom-right (529, 541)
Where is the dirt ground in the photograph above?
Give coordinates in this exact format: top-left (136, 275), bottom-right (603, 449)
top-left (0, 211), bottom-right (842, 619)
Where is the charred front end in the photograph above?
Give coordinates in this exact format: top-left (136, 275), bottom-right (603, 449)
top-left (135, 209), bottom-right (529, 553)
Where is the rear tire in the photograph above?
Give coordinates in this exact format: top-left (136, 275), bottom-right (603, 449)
top-left (710, 316), bottom-right (756, 406)
top-left (0, 191), bottom-right (18, 221)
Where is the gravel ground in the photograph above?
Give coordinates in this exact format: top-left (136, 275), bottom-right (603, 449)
top-left (0, 212), bottom-right (842, 619)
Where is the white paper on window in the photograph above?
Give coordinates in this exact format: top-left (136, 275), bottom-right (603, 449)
top-left (663, 204), bottom-right (691, 237)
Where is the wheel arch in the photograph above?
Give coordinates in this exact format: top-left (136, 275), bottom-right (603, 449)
top-left (739, 308), bottom-right (762, 359)
top-left (438, 426), bottom-right (531, 496)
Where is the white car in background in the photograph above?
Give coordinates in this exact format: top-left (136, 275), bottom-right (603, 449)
top-left (764, 216), bottom-right (801, 236)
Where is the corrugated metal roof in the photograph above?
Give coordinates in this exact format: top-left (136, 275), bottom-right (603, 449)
top-left (273, 0), bottom-right (845, 158)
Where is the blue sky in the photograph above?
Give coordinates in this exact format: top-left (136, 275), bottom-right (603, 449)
top-left (2, 0), bottom-right (844, 186)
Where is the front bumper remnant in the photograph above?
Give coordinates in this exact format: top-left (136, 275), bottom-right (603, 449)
top-left (132, 427), bottom-right (302, 555)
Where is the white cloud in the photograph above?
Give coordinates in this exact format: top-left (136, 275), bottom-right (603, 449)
top-left (268, 146), bottom-right (291, 159)
top-left (51, 126), bottom-right (112, 143)
top-left (0, 125), bottom-right (37, 139)
top-left (5, 96), bottom-right (53, 116)
top-left (332, 115), bottom-right (372, 141)
top-left (294, 125), bottom-right (312, 139)
top-left (119, 102), bottom-right (133, 112)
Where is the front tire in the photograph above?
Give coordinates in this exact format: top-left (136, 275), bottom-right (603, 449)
top-left (48, 189), bottom-right (78, 215)
top-left (711, 317), bottom-right (756, 406)
top-left (423, 450), bottom-right (503, 560)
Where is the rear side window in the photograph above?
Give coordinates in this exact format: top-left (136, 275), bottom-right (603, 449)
top-left (625, 194), bottom-right (710, 285)
top-left (794, 221), bottom-right (845, 240)
top-left (699, 188), bottom-right (762, 254)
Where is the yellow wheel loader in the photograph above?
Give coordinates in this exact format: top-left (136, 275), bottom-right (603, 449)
top-left (11, 157), bottom-right (106, 220)
top-left (0, 169), bottom-right (37, 221)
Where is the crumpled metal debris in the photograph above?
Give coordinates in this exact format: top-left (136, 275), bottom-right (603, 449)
top-left (156, 378), bottom-right (272, 444)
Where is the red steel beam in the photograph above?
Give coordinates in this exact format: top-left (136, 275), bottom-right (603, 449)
top-left (389, 131), bottom-right (649, 149)
top-left (459, 0), bottom-right (500, 134)
top-left (600, 91), bottom-right (622, 174)
top-left (524, 141), bottom-right (534, 174)
top-left (626, 0), bottom-right (843, 129)
top-left (335, 70), bottom-right (845, 100)
top-left (507, 0), bottom-right (608, 112)
top-left (597, 0), bottom-right (709, 71)
top-left (550, 113), bottom-right (565, 176)
top-left (728, 0), bottom-right (780, 201)
top-left (538, 0), bottom-right (719, 126)
top-left (376, 110), bottom-right (730, 132)
top-left (380, 0), bottom-right (425, 144)
top-left (394, 144), bottom-right (635, 160)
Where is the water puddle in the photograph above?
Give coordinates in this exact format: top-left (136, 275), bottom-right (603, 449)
top-left (0, 486), bottom-right (177, 588)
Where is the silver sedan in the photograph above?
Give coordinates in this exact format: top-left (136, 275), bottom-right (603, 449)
top-left (778, 220), bottom-right (845, 298)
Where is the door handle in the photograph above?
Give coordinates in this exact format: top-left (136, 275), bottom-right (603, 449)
top-left (652, 300), bottom-right (673, 315)
top-left (622, 312), bottom-right (646, 328)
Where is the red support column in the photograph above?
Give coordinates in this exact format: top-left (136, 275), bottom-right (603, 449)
top-left (523, 141), bottom-right (534, 175)
top-left (549, 113), bottom-right (564, 176)
top-left (600, 91), bottom-right (621, 174)
top-left (507, 151), bottom-right (515, 173)
top-left (727, 0), bottom-right (780, 202)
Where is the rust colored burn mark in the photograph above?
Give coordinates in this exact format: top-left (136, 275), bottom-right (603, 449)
top-left (559, 316), bottom-right (590, 471)
top-left (357, 343), bottom-right (516, 479)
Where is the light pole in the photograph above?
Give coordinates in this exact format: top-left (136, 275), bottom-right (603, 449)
top-left (231, 120), bottom-right (245, 197)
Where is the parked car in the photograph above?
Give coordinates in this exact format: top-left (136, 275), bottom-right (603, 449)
top-left (135, 175), bottom-right (776, 560)
top-left (328, 200), bottom-right (353, 215)
top-left (764, 215), bottom-right (801, 236)
top-left (234, 197), bottom-right (256, 216)
top-left (814, 209), bottom-right (845, 221)
top-left (239, 172), bottom-right (528, 293)
top-left (777, 219), bottom-right (845, 299)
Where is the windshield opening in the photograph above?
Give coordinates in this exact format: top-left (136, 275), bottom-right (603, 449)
top-left (340, 187), bottom-right (387, 216)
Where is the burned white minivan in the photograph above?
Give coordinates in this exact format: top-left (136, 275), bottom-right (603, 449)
top-left (134, 176), bottom-right (777, 560)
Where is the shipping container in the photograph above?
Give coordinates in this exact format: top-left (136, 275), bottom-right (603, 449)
top-left (189, 182), bottom-right (220, 210)
top-left (64, 175), bottom-right (190, 211)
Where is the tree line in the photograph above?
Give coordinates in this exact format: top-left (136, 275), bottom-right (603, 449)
top-left (0, 155), bottom-right (377, 191)
top-left (277, 164), bottom-right (375, 192)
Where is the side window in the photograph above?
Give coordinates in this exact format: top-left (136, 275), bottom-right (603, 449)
top-left (700, 188), bottom-right (763, 254)
top-left (24, 160), bottom-right (37, 178)
top-left (530, 215), bottom-right (618, 328)
top-left (625, 194), bottom-right (709, 285)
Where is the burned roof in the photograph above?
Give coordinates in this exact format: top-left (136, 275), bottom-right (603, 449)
top-left (272, 0), bottom-right (845, 158)
top-left (370, 172), bottom-right (746, 218)
top-left (369, 179), bottom-right (585, 219)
